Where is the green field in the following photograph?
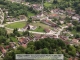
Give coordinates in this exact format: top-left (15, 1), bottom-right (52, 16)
top-left (30, 22), bottom-right (53, 29)
top-left (44, 2), bottom-right (52, 8)
top-left (5, 21), bottom-right (27, 29)
top-left (27, 11), bottom-right (35, 18)
top-left (32, 27), bottom-right (45, 32)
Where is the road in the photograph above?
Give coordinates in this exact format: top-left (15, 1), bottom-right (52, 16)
top-left (4, 20), bottom-right (27, 26)
top-left (29, 26), bottom-right (68, 38)
top-left (0, 19), bottom-right (68, 38)
top-left (5, 25), bottom-right (68, 38)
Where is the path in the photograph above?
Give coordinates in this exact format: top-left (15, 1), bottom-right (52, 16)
top-left (4, 20), bottom-right (27, 26)
top-left (5, 25), bottom-right (68, 38)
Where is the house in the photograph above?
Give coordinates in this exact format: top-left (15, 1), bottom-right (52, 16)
top-left (0, 46), bottom-right (6, 57)
top-left (29, 25), bottom-right (37, 30)
top-left (33, 34), bottom-right (42, 41)
top-left (18, 24), bottom-right (30, 32)
top-left (67, 23), bottom-right (73, 27)
top-left (6, 17), bottom-right (18, 22)
top-left (31, 4), bottom-right (43, 11)
top-left (65, 9), bottom-right (75, 16)
top-left (9, 42), bottom-right (16, 49)
top-left (11, 0), bottom-right (25, 3)
top-left (0, 8), bottom-right (4, 24)
top-left (44, 28), bottom-right (50, 33)
top-left (18, 24), bottom-right (37, 32)
top-left (59, 36), bottom-right (68, 41)
top-left (72, 39), bottom-right (79, 43)
top-left (70, 39), bottom-right (79, 45)
top-left (19, 15), bottom-right (27, 20)
top-left (72, 14), bottom-right (80, 21)
top-left (51, 8), bottom-right (65, 14)
top-left (50, 8), bottom-right (65, 15)
top-left (41, 19), bottom-right (57, 27)
top-left (18, 37), bottom-right (30, 47)
top-left (2, 8), bottom-right (8, 17)
top-left (77, 38), bottom-right (80, 41)
top-left (5, 45), bottom-right (10, 50)
top-left (31, 16), bottom-right (40, 21)
top-left (49, 13), bottom-right (59, 19)
top-left (46, 35), bottom-right (56, 38)
top-left (51, 8), bottom-right (60, 14)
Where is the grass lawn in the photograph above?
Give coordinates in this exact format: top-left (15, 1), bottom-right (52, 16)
top-left (10, 37), bottom-right (18, 42)
top-left (5, 21), bottom-right (27, 29)
top-left (30, 22), bottom-right (54, 29)
top-left (71, 30), bottom-right (80, 35)
top-left (44, 2), bottom-right (52, 8)
top-left (32, 27), bottom-right (45, 32)
top-left (6, 37), bottom-right (18, 43)
top-left (27, 11), bottom-right (35, 18)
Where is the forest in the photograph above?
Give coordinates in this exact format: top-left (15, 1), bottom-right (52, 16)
top-left (3, 37), bottom-right (80, 60)
top-left (0, 0), bottom-right (36, 17)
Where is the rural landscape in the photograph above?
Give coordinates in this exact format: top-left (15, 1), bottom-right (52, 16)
top-left (0, 0), bottom-right (80, 60)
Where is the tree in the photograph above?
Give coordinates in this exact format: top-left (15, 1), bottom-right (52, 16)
top-left (74, 33), bottom-right (80, 38)
top-left (72, 20), bottom-right (79, 26)
top-left (17, 46), bottom-right (25, 53)
top-left (67, 45), bottom-right (76, 56)
top-left (41, 48), bottom-right (49, 54)
top-left (67, 26), bottom-right (73, 31)
top-left (25, 48), bottom-right (34, 54)
top-left (35, 41), bottom-right (42, 50)
top-left (13, 28), bottom-right (21, 36)
top-left (23, 31), bottom-right (30, 36)
top-left (53, 0), bottom-right (58, 4)
top-left (76, 25), bottom-right (80, 32)
top-left (27, 18), bottom-right (32, 23)
top-left (34, 50), bottom-right (41, 54)
top-left (3, 50), bottom-right (15, 60)
top-left (0, 27), bottom-right (7, 36)
top-left (0, 36), bottom-right (7, 44)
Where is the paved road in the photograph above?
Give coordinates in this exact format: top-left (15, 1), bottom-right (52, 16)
top-left (5, 25), bottom-right (68, 38)
top-left (0, 19), bottom-right (68, 38)
top-left (4, 20), bottom-right (26, 26)
top-left (29, 26), bottom-right (68, 38)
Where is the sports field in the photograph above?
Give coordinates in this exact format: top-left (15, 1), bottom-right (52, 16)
top-left (5, 21), bottom-right (27, 29)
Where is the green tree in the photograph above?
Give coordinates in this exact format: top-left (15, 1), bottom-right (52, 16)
top-left (67, 45), bottom-right (76, 56)
top-left (41, 48), bottom-right (49, 54)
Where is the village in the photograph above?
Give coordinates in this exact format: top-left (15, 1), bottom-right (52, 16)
top-left (0, 0), bottom-right (80, 60)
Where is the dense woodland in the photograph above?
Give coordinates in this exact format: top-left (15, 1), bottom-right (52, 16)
top-left (0, 0), bottom-right (36, 17)
top-left (3, 37), bottom-right (80, 60)
top-left (0, 0), bottom-right (80, 17)
top-left (26, 0), bottom-right (80, 15)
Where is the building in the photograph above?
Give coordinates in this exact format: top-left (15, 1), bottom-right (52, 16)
top-left (0, 46), bottom-right (6, 57)
top-left (65, 9), bottom-right (75, 16)
top-left (9, 42), bottom-right (16, 49)
top-left (31, 4), bottom-right (43, 11)
top-left (70, 39), bottom-right (79, 46)
top-left (18, 37), bottom-right (30, 47)
top-left (0, 8), bottom-right (4, 24)
top-left (6, 17), bottom-right (18, 22)
top-left (44, 28), bottom-right (50, 33)
top-left (72, 14), bottom-right (80, 21)
top-left (19, 15), bottom-right (27, 21)
top-left (11, 0), bottom-right (25, 3)
top-left (41, 19), bottom-right (57, 27)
